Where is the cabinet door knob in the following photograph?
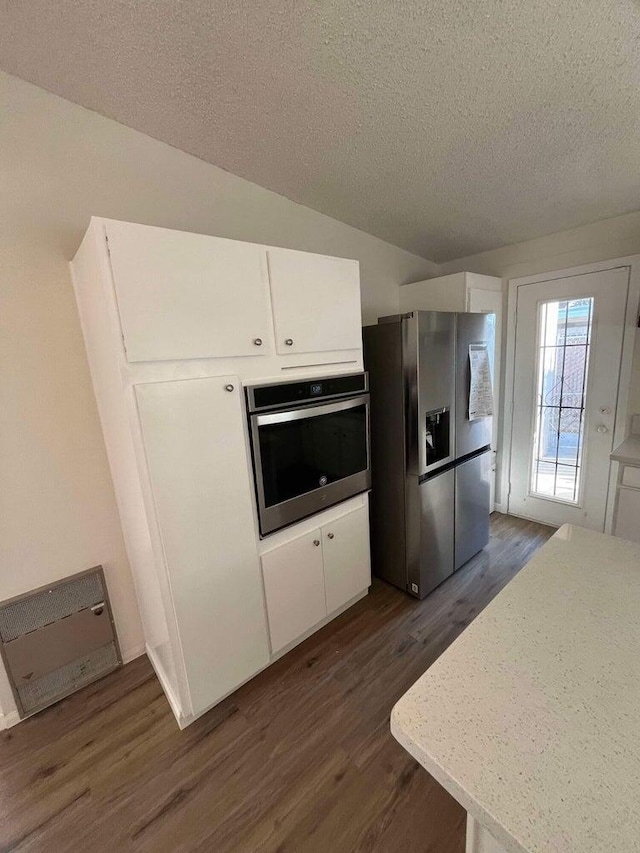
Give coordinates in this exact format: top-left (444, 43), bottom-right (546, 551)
top-left (253, 338), bottom-right (263, 347)
top-left (224, 384), bottom-right (234, 392)
top-left (327, 532), bottom-right (334, 539)
top-left (313, 539), bottom-right (320, 547)
top-left (285, 338), bottom-right (294, 346)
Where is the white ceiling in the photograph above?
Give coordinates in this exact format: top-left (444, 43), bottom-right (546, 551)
top-left (1, 1), bottom-right (639, 262)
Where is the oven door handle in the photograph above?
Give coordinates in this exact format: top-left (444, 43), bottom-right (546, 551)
top-left (253, 394), bottom-right (369, 427)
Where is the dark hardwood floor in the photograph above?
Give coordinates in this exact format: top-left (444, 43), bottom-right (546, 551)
top-left (0, 514), bottom-right (554, 853)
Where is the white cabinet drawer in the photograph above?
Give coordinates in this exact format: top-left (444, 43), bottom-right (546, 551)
top-left (261, 530), bottom-right (327, 654)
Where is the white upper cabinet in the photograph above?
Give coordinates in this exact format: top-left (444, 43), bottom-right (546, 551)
top-left (267, 250), bottom-right (362, 355)
top-left (105, 220), bottom-right (271, 362)
top-left (399, 271), bottom-right (502, 313)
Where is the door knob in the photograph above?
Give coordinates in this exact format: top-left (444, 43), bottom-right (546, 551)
top-left (285, 338), bottom-right (294, 346)
top-left (327, 532), bottom-right (334, 539)
top-left (596, 424), bottom-right (608, 434)
top-left (313, 539), bottom-right (320, 547)
top-left (253, 338), bottom-right (263, 347)
top-left (224, 384), bottom-right (234, 392)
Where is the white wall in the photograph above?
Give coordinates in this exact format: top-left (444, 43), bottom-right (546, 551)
top-left (0, 71), bottom-right (436, 723)
top-left (436, 212), bottom-right (640, 420)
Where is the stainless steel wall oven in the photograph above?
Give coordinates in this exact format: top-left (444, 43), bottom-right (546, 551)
top-left (246, 373), bottom-right (371, 536)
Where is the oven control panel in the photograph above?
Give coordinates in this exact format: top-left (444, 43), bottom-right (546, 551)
top-left (247, 372), bottom-right (368, 412)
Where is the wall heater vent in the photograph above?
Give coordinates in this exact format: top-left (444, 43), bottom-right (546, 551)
top-left (0, 566), bottom-right (122, 718)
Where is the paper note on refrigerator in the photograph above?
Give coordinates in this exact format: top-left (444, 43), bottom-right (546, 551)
top-left (468, 344), bottom-right (493, 420)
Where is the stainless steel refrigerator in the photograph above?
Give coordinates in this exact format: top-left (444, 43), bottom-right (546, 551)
top-left (363, 311), bottom-right (493, 599)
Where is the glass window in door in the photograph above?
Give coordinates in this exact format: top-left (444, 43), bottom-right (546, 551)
top-left (530, 297), bottom-right (594, 503)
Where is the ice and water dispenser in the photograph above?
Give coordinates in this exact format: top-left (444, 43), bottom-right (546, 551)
top-left (425, 407), bottom-right (450, 466)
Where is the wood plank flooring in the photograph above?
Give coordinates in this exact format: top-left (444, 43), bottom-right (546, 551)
top-left (0, 514), bottom-right (553, 853)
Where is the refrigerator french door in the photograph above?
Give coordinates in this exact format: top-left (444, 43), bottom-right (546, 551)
top-left (456, 312), bottom-right (492, 459)
top-left (455, 451), bottom-right (491, 570)
top-left (364, 311), bottom-right (493, 599)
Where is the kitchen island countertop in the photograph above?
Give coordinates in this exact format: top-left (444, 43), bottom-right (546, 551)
top-left (610, 434), bottom-right (640, 466)
top-left (391, 524), bottom-right (640, 853)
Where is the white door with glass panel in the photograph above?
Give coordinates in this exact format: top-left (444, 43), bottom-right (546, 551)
top-left (509, 268), bottom-right (628, 529)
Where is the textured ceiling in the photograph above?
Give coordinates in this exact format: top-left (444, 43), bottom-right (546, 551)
top-left (1, 1), bottom-right (640, 262)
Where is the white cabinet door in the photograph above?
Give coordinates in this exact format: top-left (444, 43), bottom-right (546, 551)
top-left (322, 506), bottom-right (371, 613)
top-left (106, 220), bottom-right (270, 362)
top-left (615, 487), bottom-right (640, 543)
top-left (267, 250), bottom-right (362, 354)
top-left (135, 375), bottom-right (270, 716)
top-left (261, 531), bottom-right (327, 653)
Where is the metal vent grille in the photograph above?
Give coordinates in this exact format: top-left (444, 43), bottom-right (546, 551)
top-left (0, 573), bottom-right (104, 642)
top-left (17, 642), bottom-right (119, 716)
top-left (0, 567), bottom-right (121, 719)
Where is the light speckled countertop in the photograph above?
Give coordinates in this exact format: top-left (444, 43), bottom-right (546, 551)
top-left (391, 525), bottom-right (640, 853)
top-left (610, 435), bottom-right (640, 466)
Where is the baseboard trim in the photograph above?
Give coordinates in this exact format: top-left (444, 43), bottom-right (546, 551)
top-left (0, 709), bottom-right (21, 730)
top-left (502, 510), bottom-right (560, 529)
top-left (145, 643), bottom-right (184, 727)
top-left (271, 588), bottom-right (368, 664)
top-left (178, 587), bottom-right (371, 731)
top-left (121, 642), bottom-right (146, 664)
top-left (493, 502), bottom-right (508, 515)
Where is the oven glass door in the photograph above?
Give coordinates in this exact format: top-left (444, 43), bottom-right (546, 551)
top-left (252, 396), bottom-right (369, 520)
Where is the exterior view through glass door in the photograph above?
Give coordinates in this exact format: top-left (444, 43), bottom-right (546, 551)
top-left (509, 268), bottom-right (629, 530)
top-left (531, 297), bottom-right (593, 503)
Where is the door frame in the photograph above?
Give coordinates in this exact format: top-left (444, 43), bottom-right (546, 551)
top-left (503, 255), bottom-right (640, 533)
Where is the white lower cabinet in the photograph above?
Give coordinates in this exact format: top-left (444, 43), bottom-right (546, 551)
top-left (261, 504), bottom-right (371, 655)
top-left (322, 505), bottom-right (371, 614)
top-left (261, 530), bottom-right (327, 654)
top-left (614, 486), bottom-right (640, 543)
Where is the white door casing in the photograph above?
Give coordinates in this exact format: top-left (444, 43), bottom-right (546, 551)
top-left (508, 268), bottom-right (629, 530)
